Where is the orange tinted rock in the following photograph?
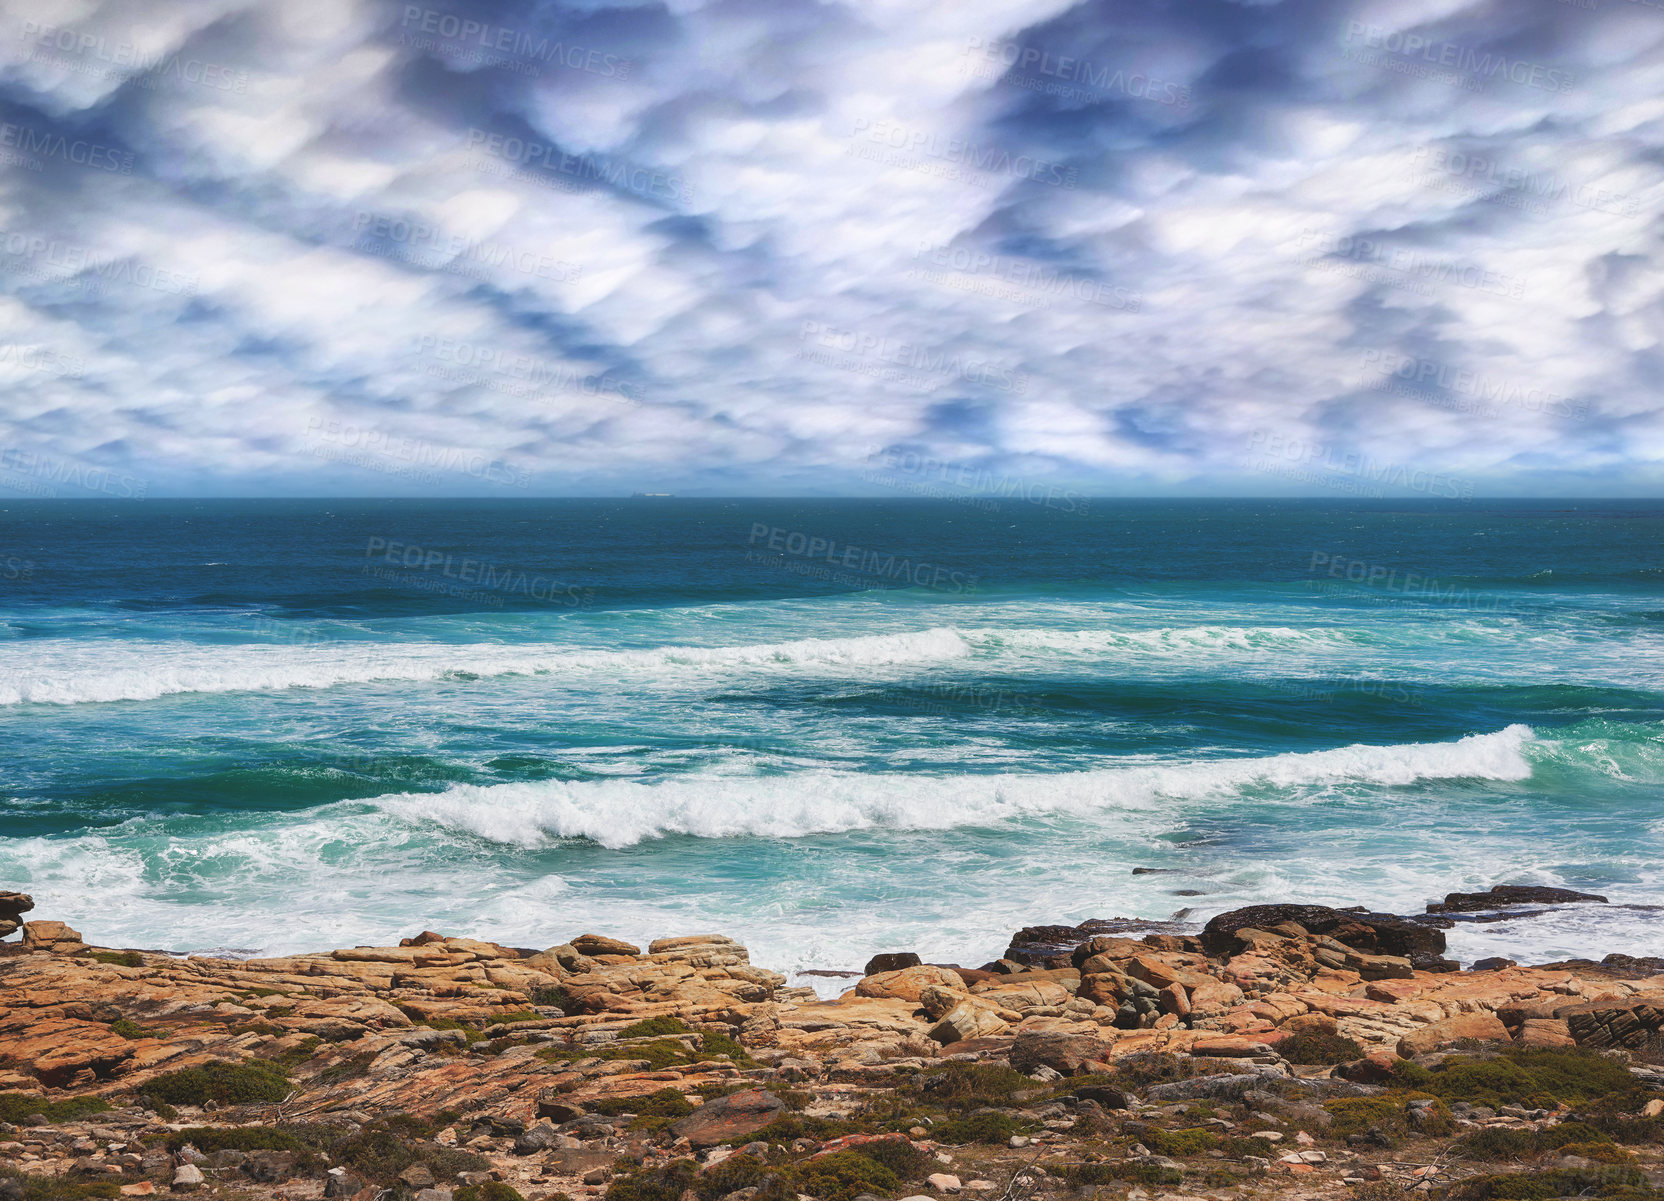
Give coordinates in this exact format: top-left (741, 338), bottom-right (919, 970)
top-left (1396, 1011), bottom-right (1510, 1057)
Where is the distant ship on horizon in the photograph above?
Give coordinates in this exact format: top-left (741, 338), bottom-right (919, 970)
top-left (631, 492), bottom-right (675, 497)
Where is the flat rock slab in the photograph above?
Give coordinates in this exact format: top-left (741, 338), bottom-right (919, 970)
top-left (668, 1088), bottom-right (785, 1148)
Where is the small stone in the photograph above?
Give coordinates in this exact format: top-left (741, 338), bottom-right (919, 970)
top-left (120, 1186), bottom-right (157, 1197)
top-left (582, 1169), bottom-right (610, 1186)
top-left (1295, 1130), bottom-right (1315, 1146)
top-left (927, 1175), bottom-right (962, 1194)
top-left (399, 1164), bottom-right (436, 1190)
top-left (1644, 1100), bottom-right (1664, 1118)
top-left (171, 1165), bottom-right (204, 1193)
top-left (1250, 1131), bottom-right (1282, 1143)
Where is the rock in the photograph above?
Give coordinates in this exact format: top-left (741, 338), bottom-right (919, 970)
top-left (1146, 1074), bottom-right (1268, 1102)
top-left (243, 1152), bottom-right (298, 1183)
top-left (1073, 1084), bottom-right (1131, 1111)
top-left (1427, 886), bottom-right (1607, 913)
top-left (1337, 1052), bottom-right (1402, 1084)
top-left (0, 892), bottom-right (32, 918)
top-left (324, 1169), bottom-right (361, 1198)
top-left (1396, 1012), bottom-right (1511, 1057)
top-left (536, 1092), bottom-right (586, 1123)
top-left (414, 1190), bottom-right (454, 1201)
top-left (539, 1149), bottom-right (615, 1175)
top-left (1470, 957), bottom-right (1518, 971)
top-left (863, 952), bottom-right (922, 975)
top-left (515, 1123), bottom-right (564, 1154)
top-left (120, 1186), bottom-right (157, 1197)
top-left (669, 1089), bottom-right (785, 1148)
top-left (569, 934), bottom-right (641, 957)
top-left (926, 1174), bottom-right (962, 1193)
top-left (1200, 904), bottom-right (1448, 969)
top-left (1560, 997), bottom-right (1664, 1053)
top-left (1515, 1018), bottom-right (1576, 1048)
top-left (1005, 920), bottom-right (1186, 967)
top-left (22, 920), bottom-right (83, 950)
top-left (928, 998), bottom-right (1010, 1044)
top-left (170, 1165), bottom-right (204, 1193)
top-left (856, 965), bottom-right (965, 1002)
top-left (398, 1165), bottom-right (436, 1190)
top-left (1009, 1031), bottom-right (1114, 1077)
top-left (1644, 1099), bottom-right (1664, 1118)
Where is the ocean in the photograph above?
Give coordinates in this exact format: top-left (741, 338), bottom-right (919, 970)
top-left (2, 498), bottom-right (1661, 988)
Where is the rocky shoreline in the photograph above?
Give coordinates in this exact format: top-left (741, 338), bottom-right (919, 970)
top-left (5, 887), bottom-right (1664, 1201)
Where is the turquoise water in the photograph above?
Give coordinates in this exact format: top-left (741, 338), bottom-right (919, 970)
top-left (2, 499), bottom-right (1662, 984)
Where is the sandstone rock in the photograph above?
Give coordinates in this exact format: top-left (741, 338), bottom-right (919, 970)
top-left (22, 920), bottom-right (83, 950)
top-left (170, 1165), bottom-right (204, 1193)
top-left (1427, 885), bottom-right (1607, 913)
top-left (1470, 957), bottom-right (1518, 971)
top-left (1643, 1099), bottom-right (1664, 1118)
top-left (1560, 997), bottom-right (1664, 1053)
top-left (668, 1089), bottom-right (784, 1148)
top-left (863, 952), bottom-right (922, 975)
top-left (1515, 1018), bottom-right (1576, 1048)
top-left (1336, 1052), bottom-right (1402, 1084)
top-left (398, 1165), bottom-right (435, 1189)
top-left (856, 965), bottom-right (964, 1003)
top-left (928, 998), bottom-right (1010, 1044)
top-left (569, 934), bottom-right (641, 957)
top-left (1009, 1031), bottom-right (1114, 1076)
top-left (539, 1149), bottom-right (615, 1175)
top-left (1073, 1084), bottom-right (1131, 1110)
top-left (926, 1174), bottom-right (961, 1193)
top-left (1396, 1012), bottom-right (1510, 1057)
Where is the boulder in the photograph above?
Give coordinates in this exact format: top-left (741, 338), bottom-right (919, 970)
top-left (0, 892), bottom-right (33, 919)
top-left (856, 965), bottom-right (965, 1003)
top-left (1200, 904), bottom-right (1448, 969)
top-left (1009, 1031), bottom-right (1114, 1077)
top-left (928, 998), bottom-right (1010, 1044)
top-left (863, 952), bottom-right (922, 975)
top-left (1396, 1012), bottom-right (1511, 1057)
top-left (1559, 997), bottom-right (1664, 1053)
top-left (668, 1089), bottom-right (784, 1148)
top-left (1427, 886), bottom-right (1607, 914)
top-left (568, 934), bottom-right (640, 957)
top-left (22, 920), bottom-right (83, 951)
top-left (1005, 920), bottom-right (1178, 967)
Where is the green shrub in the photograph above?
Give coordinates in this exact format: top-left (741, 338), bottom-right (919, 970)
top-left (110, 1019), bottom-right (162, 1040)
top-left (921, 1062), bottom-right (1036, 1110)
top-left (331, 1124), bottom-right (488, 1185)
top-left (616, 1088), bottom-right (697, 1132)
top-left (929, 1111), bottom-right (1022, 1145)
top-left (787, 1150), bottom-right (900, 1201)
top-left (91, 952), bottom-right (143, 967)
top-left (618, 1016), bottom-right (689, 1039)
top-left (848, 1138), bottom-right (931, 1180)
top-left (1325, 1094), bottom-right (1453, 1144)
top-left (538, 1040), bottom-right (691, 1070)
top-left (0, 1094), bottom-right (112, 1124)
top-left (605, 1159), bottom-right (699, 1201)
top-left (162, 1126), bottom-right (326, 1172)
top-left (140, 1059), bottom-right (291, 1107)
top-left (698, 1030), bottom-right (758, 1066)
top-left (1458, 1122), bottom-right (1614, 1161)
top-left (1277, 1031), bottom-right (1366, 1065)
top-left (1395, 1048), bottom-right (1642, 1110)
top-left (1056, 1162), bottom-right (1183, 1188)
top-left (1448, 1167), bottom-right (1657, 1200)
top-left (1144, 1127), bottom-right (1218, 1157)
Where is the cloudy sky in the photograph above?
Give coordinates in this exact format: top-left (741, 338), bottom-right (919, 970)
top-left (0, 0), bottom-right (1659, 498)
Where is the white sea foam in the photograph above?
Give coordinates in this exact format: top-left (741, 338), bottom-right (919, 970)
top-left (372, 724), bottom-right (1538, 849)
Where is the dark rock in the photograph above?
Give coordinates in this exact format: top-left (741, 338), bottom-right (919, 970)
top-left (1469, 957), bottom-right (1518, 972)
top-left (668, 1089), bottom-right (785, 1148)
top-left (0, 892), bottom-right (33, 918)
top-left (1602, 954), bottom-right (1664, 977)
top-left (1145, 1073), bottom-right (1269, 1102)
top-left (1199, 904), bottom-right (1449, 969)
top-left (1010, 1032), bottom-right (1115, 1077)
top-left (1073, 1084), bottom-right (1131, 1110)
top-left (515, 1123), bottom-right (564, 1154)
top-left (0, 1179), bottom-right (22, 1201)
top-left (324, 1170), bottom-right (361, 1198)
top-left (536, 1092), bottom-right (585, 1123)
top-left (944, 966), bottom-right (998, 988)
top-left (1428, 885), bottom-right (1607, 914)
top-left (242, 1152), bottom-right (298, 1183)
top-left (206, 1150), bottom-right (247, 1169)
top-left (1005, 918), bottom-right (1195, 967)
top-left (862, 952), bottom-right (922, 975)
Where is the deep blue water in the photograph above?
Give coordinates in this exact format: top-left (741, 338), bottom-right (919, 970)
top-left (2, 498), bottom-right (1662, 981)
